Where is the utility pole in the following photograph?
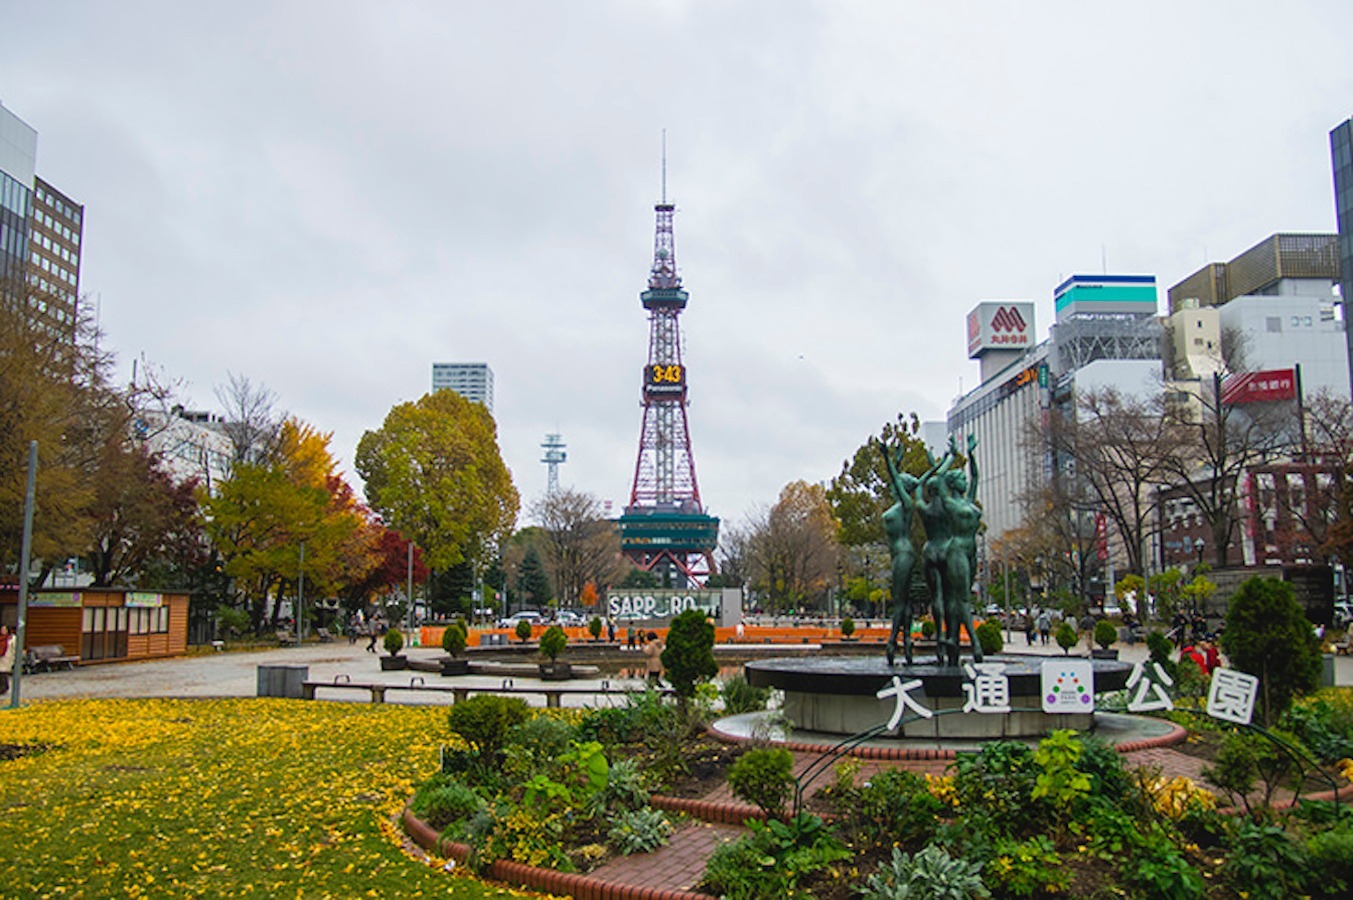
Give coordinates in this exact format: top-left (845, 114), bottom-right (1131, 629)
top-left (10, 442), bottom-right (37, 708)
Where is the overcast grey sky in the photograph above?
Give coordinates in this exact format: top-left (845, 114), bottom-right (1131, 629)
top-left (4, 1), bottom-right (1351, 527)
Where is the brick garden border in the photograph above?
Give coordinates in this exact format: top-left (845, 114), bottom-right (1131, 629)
top-left (402, 804), bottom-right (719, 900)
top-left (402, 717), bottom-right (1349, 900)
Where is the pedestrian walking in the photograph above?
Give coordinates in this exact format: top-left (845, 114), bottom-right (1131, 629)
top-left (0, 625), bottom-right (13, 695)
top-left (606, 617), bottom-right (616, 643)
top-left (1036, 609), bottom-right (1051, 646)
top-left (1023, 612), bottom-right (1035, 646)
top-left (643, 631), bottom-right (664, 686)
top-left (365, 619), bottom-right (381, 653)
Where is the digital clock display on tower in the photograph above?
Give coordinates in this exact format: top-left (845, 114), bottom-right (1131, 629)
top-left (643, 363), bottom-right (686, 395)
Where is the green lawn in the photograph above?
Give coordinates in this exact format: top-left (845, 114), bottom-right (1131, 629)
top-left (0, 698), bottom-right (534, 898)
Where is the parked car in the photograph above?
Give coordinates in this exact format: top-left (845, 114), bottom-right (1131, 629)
top-left (497, 610), bottom-right (542, 629)
top-left (554, 610), bottom-right (584, 626)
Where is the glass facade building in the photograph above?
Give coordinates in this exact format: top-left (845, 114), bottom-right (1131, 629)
top-left (1332, 118), bottom-right (1353, 395)
top-left (0, 104), bottom-right (37, 286)
top-left (0, 104), bottom-right (83, 344)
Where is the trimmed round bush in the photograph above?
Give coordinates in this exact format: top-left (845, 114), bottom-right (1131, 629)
top-left (447, 694), bottom-right (530, 757)
top-left (539, 624), bottom-right (567, 661)
top-left (975, 620), bottom-right (1003, 655)
top-left (441, 620), bottom-right (467, 656)
top-left (1094, 619), bottom-right (1118, 650)
top-left (727, 747), bottom-right (795, 818)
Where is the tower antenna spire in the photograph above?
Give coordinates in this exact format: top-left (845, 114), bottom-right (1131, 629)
top-left (661, 129), bottom-right (667, 204)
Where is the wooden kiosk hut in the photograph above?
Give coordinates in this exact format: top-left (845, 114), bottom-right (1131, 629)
top-left (0, 588), bottom-right (190, 666)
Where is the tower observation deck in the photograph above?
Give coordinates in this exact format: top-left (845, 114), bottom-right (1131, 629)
top-left (618, 195), bottom-right (718, 587)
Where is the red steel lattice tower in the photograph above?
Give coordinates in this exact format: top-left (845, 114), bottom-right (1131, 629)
top-left (619, 191), bottom-right (718, 586)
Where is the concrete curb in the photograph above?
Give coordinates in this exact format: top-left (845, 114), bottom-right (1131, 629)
top-left (708, 717), bottom-right (1191, 759)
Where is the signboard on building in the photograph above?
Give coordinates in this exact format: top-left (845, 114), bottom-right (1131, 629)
top-left (29, 592), bottom-right (81, 608)
top-left (967, 302), bottom-right (1036, 358)
top-left (606, 589), bottom-right (722, 622)
top-left (1053, 274), bottom-right (1157, 321)
top-left (1220, 368), bottom-right (1297, 405)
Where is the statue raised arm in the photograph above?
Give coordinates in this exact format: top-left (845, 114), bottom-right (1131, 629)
top-left (935, 435), bottom-right (983, 665)
top-left (878, 438), bottom-right (923, 665)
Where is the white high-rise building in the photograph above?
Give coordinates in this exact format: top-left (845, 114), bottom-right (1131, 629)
top-left (431, 362), bottom-right (494, 413)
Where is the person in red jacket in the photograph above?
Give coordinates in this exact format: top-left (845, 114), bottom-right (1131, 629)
top-left (1180, 643), bottom-right (1207, 676)
top-left (1200, 640), bottom-right (1220, 675)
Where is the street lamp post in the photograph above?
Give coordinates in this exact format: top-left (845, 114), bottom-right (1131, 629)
top-left (295, 541), bottom-right (304, 647)
top-left (406, 541), bottom-right (415, 640)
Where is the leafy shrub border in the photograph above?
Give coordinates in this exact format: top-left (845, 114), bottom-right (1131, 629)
top-left (401, 715), bottom-right (1207, 899)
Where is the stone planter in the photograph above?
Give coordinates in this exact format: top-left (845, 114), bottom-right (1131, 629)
top-left (380, 655), bottom-right (408, 671)
top-left (1091, 648), bottom-right (1119, 660)
top-left (440, 658), bottom-right (470, 677)
top-left (538, 662), bottom-right (572, 681)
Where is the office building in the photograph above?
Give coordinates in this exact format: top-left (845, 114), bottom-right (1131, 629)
top-left (948, 301), bottom-right (1049, 540)
top-left (132, 407), bottom-right (235, 494)
top-left (431, 362), bottom-right (494, 413)
top-left (948, 277), bottom-right (1163, 543)
top-left (0, 103), bottom-right (36, 283)
top-left (1167, 234), bottom-right (1348, 398)
top-left (1332, 117), bottom-right (1353, 394)
top-left (0, 103), bottom-right (83, 345)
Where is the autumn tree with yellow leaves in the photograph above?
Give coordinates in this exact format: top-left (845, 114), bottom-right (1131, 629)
top-left (355, 389), bottom-right (519, 577)
top-left (203, 419), bottom-right (378, 633)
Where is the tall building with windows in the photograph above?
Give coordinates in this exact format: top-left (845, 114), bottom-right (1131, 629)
top-left (0, 104), bottom-right (37, 285)
top-left (1332, 117), bottom-right (1353, 395)
top-left (0, 103), bottom-right (83, 344)
top-left (431, 362), bottom-right (494, 413)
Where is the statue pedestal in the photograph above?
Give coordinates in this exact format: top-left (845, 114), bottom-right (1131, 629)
top-left (746, 655), bottom-right (1131, 740)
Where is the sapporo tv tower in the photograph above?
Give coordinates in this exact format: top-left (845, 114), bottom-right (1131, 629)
top-left (618, 159), bottom-right (719, 588)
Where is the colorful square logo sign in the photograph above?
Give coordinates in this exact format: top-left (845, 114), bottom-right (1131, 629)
top-left (1041, 660), bottom-right (1095, 713)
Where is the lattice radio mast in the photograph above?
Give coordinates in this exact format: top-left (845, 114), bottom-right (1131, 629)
top-left (618, 143), bottom-right (718, 587)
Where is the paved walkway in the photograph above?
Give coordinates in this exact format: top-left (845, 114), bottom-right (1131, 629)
top-left (8, 641), bottom-right (651, 705)
top-left (10, 632), bottom-right (1352, 705)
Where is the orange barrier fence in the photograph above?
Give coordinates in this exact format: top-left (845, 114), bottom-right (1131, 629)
top-left (417, 622), bottom-right (975, 648)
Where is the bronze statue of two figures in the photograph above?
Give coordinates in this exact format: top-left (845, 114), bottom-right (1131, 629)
top-left (879, 434), bottom-right (982, 668)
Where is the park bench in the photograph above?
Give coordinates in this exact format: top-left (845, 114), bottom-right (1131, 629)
top-left (24, 644), bottom-right (79, 673)
top-left (275, 630), bottom-right (299, 647)
top-left (300, 675), bottom-right (669, 708)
